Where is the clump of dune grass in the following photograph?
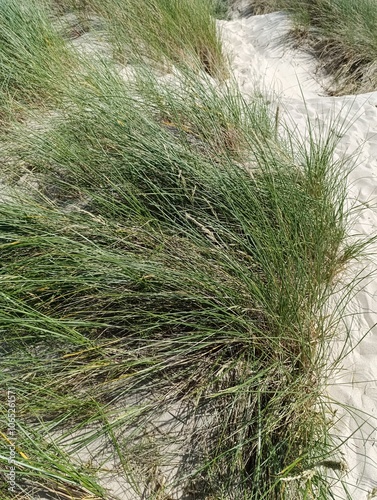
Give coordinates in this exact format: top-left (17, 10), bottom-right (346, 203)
top-left (213, 0), bottom-right (229, 19)
top-left (0, 0), bottom-right (75, 124)
top-left (89, 0), bottom-right (228, 78)
top-left (14, 62), bottom-right (277, 208)
top-left (242, 0), bottom-right (284, 16)
top-left (0, 58), bottom-right (365, 498)
top-left (277, 0), bottom-right (377, 94)
top-left (238, 0), bottom-right (377, 94)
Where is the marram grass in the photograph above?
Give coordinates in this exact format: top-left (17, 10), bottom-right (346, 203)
top-left (286, 0), bottom-right (377, 94)
top-left (89, 0), bottom-right (228, 77)
top-left (246, 0), bottom-right (377, 94)
top-left (0, 60), bottom-right (366, 498)
top-left (0, 0), bottom-right (76, 125)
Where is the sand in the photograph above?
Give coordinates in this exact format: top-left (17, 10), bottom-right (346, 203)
top-left (220, 8), bottom-right (377, 499)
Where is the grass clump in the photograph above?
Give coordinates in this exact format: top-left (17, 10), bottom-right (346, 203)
top-left (90, 0), bottom-right (228, 78)
top-left (252, 0), bottom-right (377, 95)
top-left (15, 63), bottom-right (277, 213)
top-left (244, 0), bottom-right (285, 15)
top-left (279, 0), bottom-right (377, 94)
top-left (0, 60), bottom-right (363, 498)
top-left (237, 0), bottom-right (377, 94)
top-left (0, 0), bottom-right (75, 124)
top-left (213, 0), bottom-right (229, 19)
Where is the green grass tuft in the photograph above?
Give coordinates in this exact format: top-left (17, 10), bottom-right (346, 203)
top-left (0, 60), bottom-right (365, 497)
top-left (249, 0), bottom-right (377, 94)
top-left (89, 0), bottom-right (228, 78)
top-left (0, 0), bottom-right (372, 496)
top-left (0, 0), bottom-right (77, 125)
top-left (287, 0), bottom-right (377, 94)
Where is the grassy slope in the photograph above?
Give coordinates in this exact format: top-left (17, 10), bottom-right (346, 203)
top-left (0, 0), bottom-right (368, 498)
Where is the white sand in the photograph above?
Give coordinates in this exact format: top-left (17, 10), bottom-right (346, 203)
top-left (219, 12), bottom-right (326, 99)
top-left (220, 9), bottom-right (377, 499)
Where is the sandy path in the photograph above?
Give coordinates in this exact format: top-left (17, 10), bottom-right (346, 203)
top-left (220, 10), bottom-right (377, 499)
